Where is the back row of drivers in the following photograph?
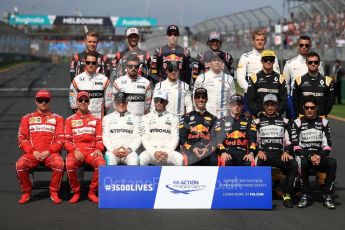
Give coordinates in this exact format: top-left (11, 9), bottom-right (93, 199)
top-left (69, 27), bottom-right (332, 120)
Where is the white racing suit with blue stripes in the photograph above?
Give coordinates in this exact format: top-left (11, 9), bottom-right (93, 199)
top-left (193, 70), bottom-right (236, 118)
top-left (151, 78), bottom-right (193, 117)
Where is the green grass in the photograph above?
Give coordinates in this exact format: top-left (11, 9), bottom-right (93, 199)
top-left (330, 104), bottom-right (345, 118)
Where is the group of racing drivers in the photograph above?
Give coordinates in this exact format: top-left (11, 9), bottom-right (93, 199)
top-left (15, 25), bottom-right (337, 210)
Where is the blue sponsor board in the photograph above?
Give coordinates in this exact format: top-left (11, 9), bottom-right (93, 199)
top-left (9, 14), bottom-right (55, 26)
top-left (212, 167), bottom-right (272, 209)
top-left (99, 166), bottom-right (272, 209)
top-left (99, 166), bottom-right (161, 208)
top-left (110, 17), bottom-right (157, 27)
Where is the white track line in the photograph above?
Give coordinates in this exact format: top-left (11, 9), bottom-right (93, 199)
top-left (0, 88), bottom-right (69, 91)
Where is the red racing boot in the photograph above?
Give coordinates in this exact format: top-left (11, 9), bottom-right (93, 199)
top-left (50, 191), bottom-right (62, 204)
top-left (88, 191), bottom-right (99, 203)
top-left (18, 193), bottom-right (31, 204)
top-left (69, 192), bottom-right (80, 204)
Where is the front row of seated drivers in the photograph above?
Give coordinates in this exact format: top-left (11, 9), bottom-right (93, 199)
top-left (15, 89), bottom-right (336, 209)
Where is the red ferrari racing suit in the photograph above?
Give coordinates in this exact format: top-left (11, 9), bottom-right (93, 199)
top-left (16, 111), bottom-right (64, 193)
top-left (65, 111), bottom-right (105, 193)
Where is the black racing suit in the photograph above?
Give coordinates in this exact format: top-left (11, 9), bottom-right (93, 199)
top-left (211, 114), bottom-right (256, 166)
top-left (111, 48), bottom-right (151, 80)
top-left (247, 70), bottom-right (288, 116)
top-left (179, 110), bottom-right (217, 166)
top-left (192, 50), bottom-right (234, 81)
top-left (292, 73), bottom-right (335, 116)
top-left (255, 114), bottom-right (298, 195)
top-left (151, 45), bottom-right (192, 85)
top-left (69, 51), bottom-right (111, 82)
top-left (290, 116), bottom-right (336, 194)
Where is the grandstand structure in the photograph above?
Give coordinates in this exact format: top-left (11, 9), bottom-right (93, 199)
top-left (186, 1), bottom-right (345, 63)
top-left (2, 1), bottom-right (345, 64)
top-left (188, 6), bottom-right (281, 60)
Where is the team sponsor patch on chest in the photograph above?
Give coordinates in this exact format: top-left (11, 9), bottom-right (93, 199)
top-left (71, 119), bottom-right (83, 127)
top-left (29, 117), bottom-right (42, 124)
top-left (88, 120), bottom-right (97, 126)
top-left (47, 118), bottom-right (56, 124)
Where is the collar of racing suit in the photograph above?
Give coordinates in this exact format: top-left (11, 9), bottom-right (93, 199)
top-left (307, 72), bottom-right (320, 79)
top-left (34, 110), bottom-right (51, 116)
top-left (85, 71), bottom-right (97, 78)
top-left (297, 54), bottom-right (306, 62)
top-left (195, 108), bottom-right (207, 115)
top-left (126, 74), bottom-right (139, 82)
top-left (114, 110), bottom-right (128, 117)
top-left (153, 110), bottom-right (168, 117)
top-left (76, 110), bottom-right (92, 118)
top-left (166, 78), bottom-right (178, 85)
top-left (253, 48), bottom-right (261, 56)
top-left (209, 69), bottom-right (223, 76)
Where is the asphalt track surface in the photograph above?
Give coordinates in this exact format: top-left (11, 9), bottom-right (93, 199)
top-left (0, 62), bottom-right (344, 230)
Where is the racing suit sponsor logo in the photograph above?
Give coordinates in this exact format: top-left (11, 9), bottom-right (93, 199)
top-left (47, 118), bottom-right (56, 124)
top-left (261, 139), bottom-right (283, 144)
top-left (226, 130), bottom-right (246, 139)
top-left (257, 88), bottom-right (279, 93)
top-left (110, 129), bottom-right (133, 134)
top-left (88, 120), bottom-right (97, 126)
top-left (204, 117), bottom-right (212, 121)
top-left (137, 85), bottom-right (145, 89)
top-left (163, 54), bottom-right (183, 62)
top-left (190, 124), bottom-right (209, 133)
top-left (300, 129), bottom-right (323, 142)
top-left (149, 128), bottom-right (171, 134)
top-left (94, 82), bottom-right (103, 86)
top-left (71, 120), bottom-right (83, 127)
top-left (72, 127), bottom-right (96, 135)
top-left (88, 90), bottom-right (104, 98)
top-left (127, 93), bottom-right (145, 102)
top-left (29, 124), bottom-right (55, 133)
top-left (29, 117), bottom-right (42, 124)
top-left (302, 92), bottom-right (324, 97)
top-left (260, 125), bottom-right (284, 138)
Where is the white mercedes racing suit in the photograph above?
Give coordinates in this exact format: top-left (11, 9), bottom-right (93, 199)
top-left (193, 70), bottom-right (235, 118)
top-left (139, 110), bottom-right (182, 166)
top-left (70, 72), bottom-right (112, 119)
top-left (237, 49), bottom-right (280, 93)
top-left (151, 78), bottom-right (193, 117)
top-left (113, 75), bottom-right (152, 116)
top-left (102, 111), bottom-right (140, 165)
top-left (283, 54), bottom-right (324, 94)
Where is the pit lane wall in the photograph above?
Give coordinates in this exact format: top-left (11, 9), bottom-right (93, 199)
top-left (99, 166), bottom-right (272, 209)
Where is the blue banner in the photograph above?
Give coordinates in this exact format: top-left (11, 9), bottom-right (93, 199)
top-left (9, 14), bottom-right (55, 26)
top-left (212, 167), bottom-right (272, 209)
top-left (99, 166), bottom-right (272, 209)
top-left (99, 166), bottom-right (161, 208)
top-left (110, 17), bottom-right (157, 27)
